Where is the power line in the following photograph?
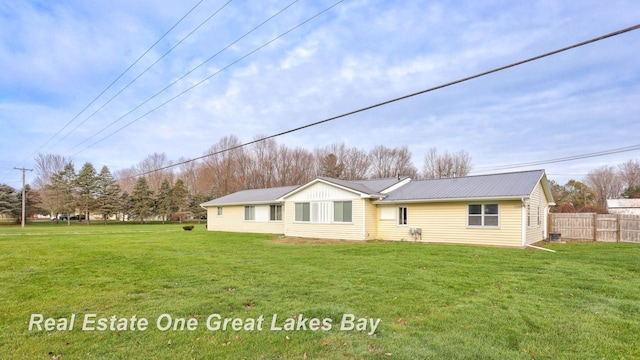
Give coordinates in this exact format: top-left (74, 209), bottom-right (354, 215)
top-left (123, 23), bottom-right (640, 180)
top-left (68, 0), bottom-right (338, 156)
top-left (472, 143), bottom-right (640, 173)
top-left (19, 0), bottom-right (206, 163)
top-left (48, 0), bottom-right (235, 151)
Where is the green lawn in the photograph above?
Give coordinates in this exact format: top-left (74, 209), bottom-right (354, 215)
top-left (1, 222), bottom-right (639, 359)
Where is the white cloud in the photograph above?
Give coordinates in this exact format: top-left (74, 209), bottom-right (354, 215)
top-left (1, 0), bottom-right (639, 187)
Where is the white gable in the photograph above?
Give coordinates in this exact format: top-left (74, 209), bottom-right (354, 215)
top-left (285, 181), bottom-right (361, 202)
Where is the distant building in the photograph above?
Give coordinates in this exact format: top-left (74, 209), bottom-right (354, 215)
top-left (606, 199), bottom-right (640, 215)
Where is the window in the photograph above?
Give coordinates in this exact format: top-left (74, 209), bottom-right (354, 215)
top-left (311, 201), bottom-right (332, 223)
top-left (295, 202), bottom-right (310, 222)
top-left (334, 201), bottom-right (353, 223)
top-left (244, 206), bottom-right (255, 221)
top-left (217, 207), bottom-right (222, 216)
top-left (468, 204), bottom-right (499, 227)
top-left (537, 207), bottom-right (542, 226)
top-left (527, 204), bottom-right (531, 227)
top-left (398, 207), bottom-right (408, 226)
top-left (270, 205), bottom-right (282, 221)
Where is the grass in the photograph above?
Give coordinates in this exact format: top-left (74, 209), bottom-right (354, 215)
top-left (1, 221), bottom-right (639, 359)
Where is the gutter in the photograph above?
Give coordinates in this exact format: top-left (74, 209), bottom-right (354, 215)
top-left (372, 195), bottom-right (528, 205)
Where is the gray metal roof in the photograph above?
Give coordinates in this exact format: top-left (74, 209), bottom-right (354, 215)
top-left (201, 185), bottom-right (299, 206)
top-left (380, 170), bottom-right (546, 202)
top-left (316, 176), bottom-right (409, 196)
top-left (607, 199), bottom-right (640, 208)
top-left (201, 170), bottom-right (548, 207)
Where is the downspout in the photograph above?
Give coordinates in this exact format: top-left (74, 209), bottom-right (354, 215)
top-left (521, 198), bottom-right (527, 247)
top-left (199, 204), bottom-right (209, 231)
top-left (283, 201), bottom-right (287, 237)
top-left (362, 199), bottom-right (366, 240)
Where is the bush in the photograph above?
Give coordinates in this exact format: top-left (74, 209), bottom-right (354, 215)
top-left (182, 225), bottom-right (194, 231)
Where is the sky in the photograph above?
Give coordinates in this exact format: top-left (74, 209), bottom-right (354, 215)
top-left (1, 0), bottom-right (639, 188)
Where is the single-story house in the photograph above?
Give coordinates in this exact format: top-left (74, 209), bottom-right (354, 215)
top-left (606, 199), bottom-right (640, 215)
top-left (201, 169), bottom-right (555, 247)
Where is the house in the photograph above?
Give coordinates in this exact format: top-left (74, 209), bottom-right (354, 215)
top-left (606, 199), bottom-right (640, 215)
top-left (201, 169), bottom-right (555, 247)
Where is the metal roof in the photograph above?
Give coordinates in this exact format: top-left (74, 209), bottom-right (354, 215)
top-left (606, 199), bottom-right (640, 208)
top-left (200, 185), bottom-right (299, 206)
top-left (315, 176), bottom-right (410, 196)
top-left (201, 171), bottom-right (549, 207)
top-left (380, 170), bottom-right (546, 202)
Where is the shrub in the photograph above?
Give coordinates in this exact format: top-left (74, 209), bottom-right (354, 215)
top-left (182, 225), bottom-right (194, 231)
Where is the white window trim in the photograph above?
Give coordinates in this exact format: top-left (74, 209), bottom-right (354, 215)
top-left (269, 204), bottom-right (283, 222)
top-left (333, 200), bottom-right (353, 223)
top-left (244, 205), bottom-right (255, 221)
top-left (398, 207), bottom-right (408, 226)
top-left (293, 200), bottom-right (354, 224)
top-left (467, 203), bottom-right (500, 228)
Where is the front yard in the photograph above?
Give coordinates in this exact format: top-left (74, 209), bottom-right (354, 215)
top-left (1, 222), bottom-right (638, 358)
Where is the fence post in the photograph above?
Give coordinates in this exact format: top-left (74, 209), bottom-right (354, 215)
top-left (617, 214), bottom-right (621, 242)
top-left (593, 213), bottom-right (598, 242)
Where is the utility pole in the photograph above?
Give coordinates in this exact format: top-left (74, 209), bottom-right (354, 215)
top-left (14, 167), bottom-right (33, 228)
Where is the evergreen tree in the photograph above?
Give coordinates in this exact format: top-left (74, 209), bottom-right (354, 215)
top-left (188, 192), bottom-right (209, 224)
top-left (48, 162), bottom-right (77, 225)
top-left (130, 177), bottom-right (153, 224)
top-left (171, 179), bottom-right (189, 224)
top-left (623, 185), bottom-right (640, 198)
top-left (0, 184), bottom-right (20, 217)
top-left (15, 185), bottom-right (45, 223)
top-left (119, 191), bottom-right (130, 222)
top-left (156, 179), bottom-right (173, 224)
top-left (95, 166), bottom-right (121, 225)
top-left (319, 153), bottom-right (345, 179)
top-left (75, 162), bottom-right (98, 224)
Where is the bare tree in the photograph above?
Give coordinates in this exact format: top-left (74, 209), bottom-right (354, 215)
top-left (136, 152), bottom-right (174, 194)
top-left (176, 157), bottom-right (200, 195)
top-left (585, 165), bottom-right (622, 210)
top-left (33, 153), bottom-right (67, 216)
top-left (343, 147), bottom-right (370, 180)
top-left (368, 145), bottom-right (418, 179)
top-left (203, 135), bottom-right (249, 196)
top-left (314, 142), bottom-right (370, 180)
top-left (422, 148), bottom-right (472, 179)
top-left (618, 159), bottom-right (640, 190)
top-left (285, 147), bottom-right (315, 186)
top-left (249, 136), bottom-right (279, 189)
top-left (114, 167), bottom-right (138, 195)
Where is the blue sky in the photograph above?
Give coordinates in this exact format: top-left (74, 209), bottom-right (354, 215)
top-left (1, 0), bottom-right (639, 187)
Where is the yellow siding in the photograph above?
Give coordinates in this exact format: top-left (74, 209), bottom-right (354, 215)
top-left (525, 181), bottom-right (549, 244)
top-left (282, 181), bottom-right (369, 240)
top-left (376, 201), bottom-right (524, 247)
top-left (206, 205), bottom-right (284, 234)
top-left (364, 199), bottom-right (378, 240)
top-left (283, 198), bottom-right (367, 240)
top-left (204, 175), bottom-right (552, 248)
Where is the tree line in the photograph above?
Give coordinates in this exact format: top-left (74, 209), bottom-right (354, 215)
top-left (550, 159), bottom-right (640, 213)
top-left (4, 135), bottom-right (470, 224)
top-left (2, 135), bottom-right (638, 222)
top-left (28, 156), bottom-right (206, 225)
top-left (108, 135), bottom-right (471, 199)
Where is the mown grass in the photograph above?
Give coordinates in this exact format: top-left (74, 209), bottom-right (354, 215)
top-left (1, 221), bottom-right (639, 359)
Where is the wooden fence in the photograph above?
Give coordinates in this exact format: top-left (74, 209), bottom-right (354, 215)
top-left (549, 213), bottom-right (640, 243)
